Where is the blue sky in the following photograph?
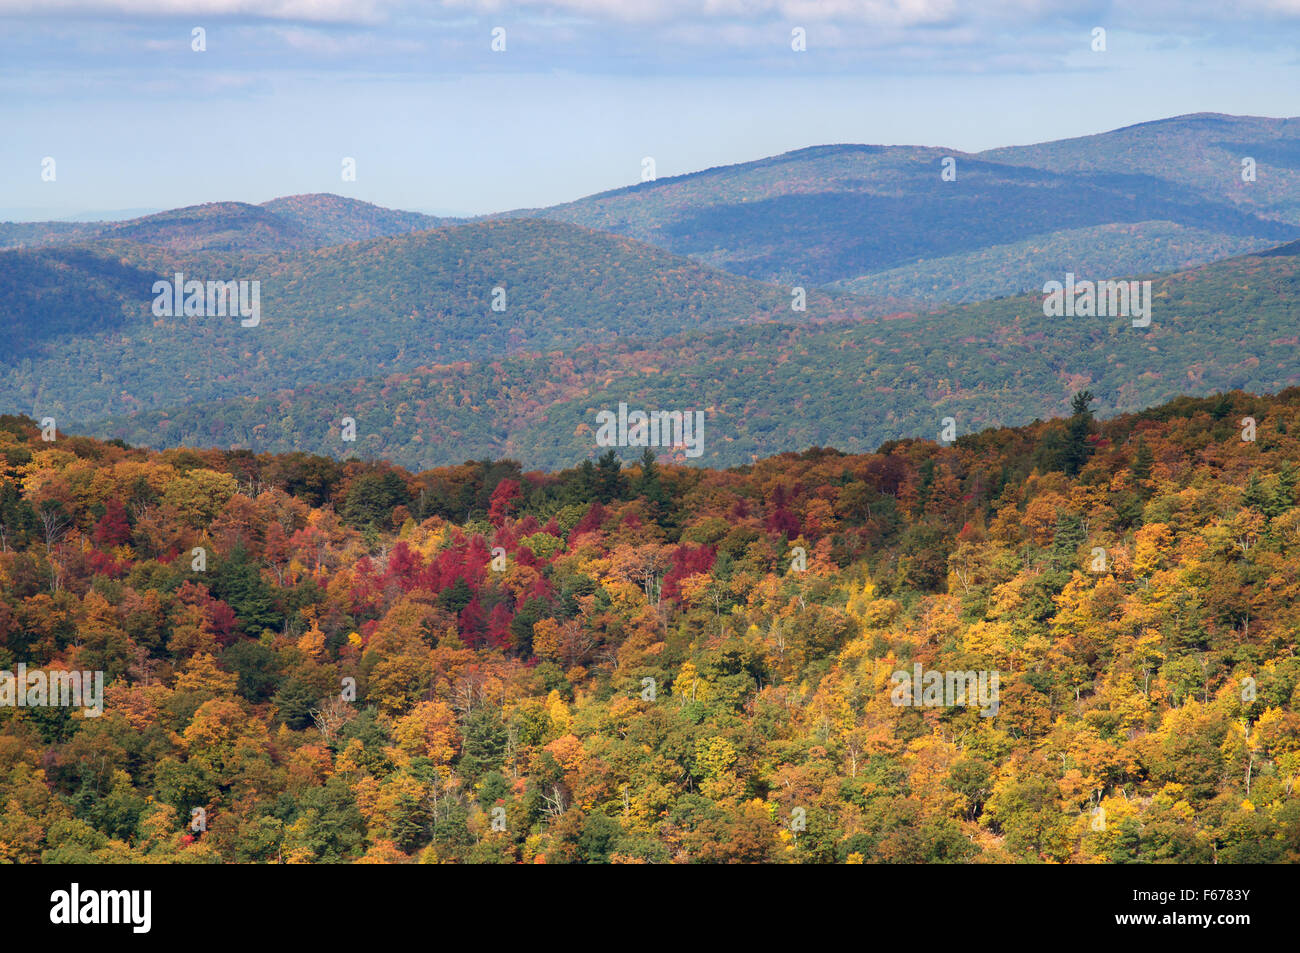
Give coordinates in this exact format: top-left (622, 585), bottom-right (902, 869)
top-left (2, 0), bottom-right (1299, 219)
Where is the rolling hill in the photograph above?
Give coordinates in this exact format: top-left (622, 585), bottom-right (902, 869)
top-left (0, 194), bottom-right (450, 254)
top-left (0, 217), bottom-right (882, 429)
top-left (831, 221), bottom-right (1265, 305)
top-left (507, 113), bottom-right (1300, 302)
top-left (5, 112), bottom-right (1300, 471)
top-left (259, 194), bottom-right (447, 245)
top-left (85, 240), bottom-right (1300, 470)
top-left (6, 114), bottom-right (1298, 307)
top-left (983, 112), bottom-right (1300, 225)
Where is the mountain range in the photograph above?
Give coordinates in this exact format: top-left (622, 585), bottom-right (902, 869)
top-left (2, 112), bottom-right (1299, 470)
top-left (515, 112), bottom-right (1300, 302)
top-left (84, 238), bottom-right (1300, 469)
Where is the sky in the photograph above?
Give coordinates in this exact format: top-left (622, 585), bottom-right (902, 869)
top-left (2, 0), bottom-right (1300, 220)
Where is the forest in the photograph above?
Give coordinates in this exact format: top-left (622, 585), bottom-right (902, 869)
top-left (84, 238), bottom-right (1300, 471)
top-left (1, 387), bottom-right (1297, 863)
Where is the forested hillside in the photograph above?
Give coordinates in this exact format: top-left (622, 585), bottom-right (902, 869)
top-left (832, 221), bottom-right (1264, 305)
top-left (511, 114), bottom-right (1300, 297)
top-left (8, 114), bottom-right (1299, 306)
top-left (2, 219), bottom-right (879, 427)
top-left (0, 194), bottom-right (448, 253)
top-left (87, 240), bottom-right (1300, 470)
top-left (1, 389), bottom-right (1297, 863)
top-left (983, 113), bottom-right (1300, 226)
top-left (258, 195), bottom-right (447, 246)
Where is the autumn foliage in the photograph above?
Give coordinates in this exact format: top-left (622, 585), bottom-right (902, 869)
top-left (1, 389), bottom-right (1298, 863)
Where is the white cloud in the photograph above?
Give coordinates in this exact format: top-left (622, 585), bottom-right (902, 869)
top-left (3, 0), bottom-right (1298, 29)
top-left (0, 0), bottom-right (395, 23)
top-left (431, 0), bottom-right (1300, 26)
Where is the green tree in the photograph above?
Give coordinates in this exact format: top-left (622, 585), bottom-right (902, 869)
top-left (211, 547), bottom-right (280, 634)
top-left (342, 470), bottom-right (410, 528)
top-left (595, 450), bottom-right (627, 504)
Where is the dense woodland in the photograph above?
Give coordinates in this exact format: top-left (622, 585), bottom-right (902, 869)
top-left (1, 388), bottom-right (1298, 863)
top-left (0, 219), bottom-right (865, 431)
top-left (833, 220), bottom-right (1264, 305)
top-left (86, 240), bottom-right (1300, 470)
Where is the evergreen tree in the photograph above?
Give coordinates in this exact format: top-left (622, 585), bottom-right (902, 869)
top-left (509, 597), bottom-right (546, 656)
top-left (635, 447), bottom-right (671, 523)
top-left (0, 480), bottom-right (37, 550)
top-left (1050, 512), bottom-right (1087, 572)
top-left (565, 459), bottom-right (599, 504)
top-left (1062, 391), bottom-right (1096, 477)
top-left (212, 546), bottom-right (281, 634)
top-left (1271, 462), bottom-right (1298, 517)
top-left (1242, 471), bottom-right (1269, 513)
top-left (341, 470), bottom-right (410, 528)
top-left (1131, 437), bottom-right (1153, 482)
top-left (436, 576), bottom-right (474, 615)
top-left (458, 707), bottom-right (508, 780)
top-left (595, 449), bottom-right (628, 504)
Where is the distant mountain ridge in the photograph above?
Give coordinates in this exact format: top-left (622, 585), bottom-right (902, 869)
top-left (0, 194), bottom-right (451, 254)
top-left (5, 113), bottom-right (1298, 305)
top-left (0, 216), bottom-right (886, 430)
top-left (4, 111), bottom-right (1300, 470)
top-left (84, 238), bottom-right (1300, 470)
top-left (507, 113), bottom-right (1300, 301)
top-left (982, 113), bottom-right (1300, 224)
top-left (259, 194), bottom-right (447, 245)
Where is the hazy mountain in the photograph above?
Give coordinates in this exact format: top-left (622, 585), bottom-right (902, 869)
top-left (258, 194), bottom-right (449, 245)
top-left (831, 221), bottom-right (1265, 304)
top-left (0, 217), bottom-right (883, 429)
top-left (6, 112), bottom-right (1300, 469)
top-left (99, 202), bottom-right (320, 253)
top-left (85, 239), bottom-right (1300, 469)
top-left (983, 113), bottom-right (1300, 225)
top-left (506, 113), bottom-right (1300, 302)
top-left (0, 194), bottom-right (452, 254)
top-left (7, 114), bottom-right (1297, 305)
top-left (0, 220), bottom-right (104, 250)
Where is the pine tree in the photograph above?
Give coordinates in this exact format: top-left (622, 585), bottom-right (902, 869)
top-left (1131, 437), bottom-right (1153, 482)
top-left (1062, 391), bottom-right (1096, 477)
top-left (595, 449), bottom-right (628, 504)
top-left (636, 447), bottom-right (671, 523)
top-left (1271, 462), bottom-right (1298, 517)
top-left (212, 547), bottom-right (281, 634)
top-left (563, 458), bottom-right (598, 504)
top-left (1242, 471), bottom-right (1269, 513)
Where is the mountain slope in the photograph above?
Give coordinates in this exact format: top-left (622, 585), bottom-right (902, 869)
top-left (831, 221), bottom-right (1265, 305)
top-left (7, 113), bottom-right (1297, 304)
top-left (99, 201), bottom-right (318, 252)
top-left (0, 218), bottom-right (881, 428)
top-left (258, 193), bottom-right (448, 244)
top-left (0, 220), bottom-right (103, 250)
top-left (504, 114), bottom-right (1300, 301)
top-left (0, 193), bottom-right (451, 253)
top-left (87, 241), bottom-right (1300, 469)
top-left (983, 112), bottom-right (1300, 225)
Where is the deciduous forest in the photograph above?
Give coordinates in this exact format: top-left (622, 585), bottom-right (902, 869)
top-left (2, 389), bottom-right (1297, 863)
